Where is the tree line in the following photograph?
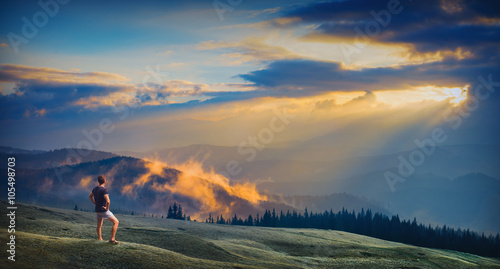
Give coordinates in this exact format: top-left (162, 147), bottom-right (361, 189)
top-left (205, 207), bottom-right (500, 258)
top-left (167, 202), bottom-right (189, 220)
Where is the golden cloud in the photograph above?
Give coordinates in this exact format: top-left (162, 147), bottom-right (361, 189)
top-left (0, 64), bottom-right (129, 85)
top-left (198, 37), bottom-right (301, 65)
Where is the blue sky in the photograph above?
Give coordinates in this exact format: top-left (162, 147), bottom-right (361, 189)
top-left (1, 0), bottom-right (499, 152)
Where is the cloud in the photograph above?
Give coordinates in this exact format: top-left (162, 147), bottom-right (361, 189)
top-left (24, 108), bottom-right (47, 118)
top-left (120, 157), bottom-right (268, 220)
top-left (198, 37), bottom-right (301, 65)
top-left (217, 16), bottom-right (302, 30)
top-left (312, 91), bottom-right (379, 113)
top-left (238, 59), bottom-right (476, 93)
top-left (0, 64), bottom-right (129, 84)
top-left (314, 99), bottom-right (336, 111)
top-left (0, 64), bottom-right (259, 119)
top-left (285, 0), bottom-right (500, 56)
top-left (162, 50), bottom-right (174, 56)
top-left (248, 7), bottom-right (283, 18)
top-left (0, 64), bottom-right (137, 119)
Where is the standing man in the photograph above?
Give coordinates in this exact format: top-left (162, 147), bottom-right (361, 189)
top-left (88, 175), bottom-right (120, 244)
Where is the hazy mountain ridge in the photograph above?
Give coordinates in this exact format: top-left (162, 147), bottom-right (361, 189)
top-left (126, 143), bottom-right (500, 234)
top-left (2, 156), bottom-right (180, 213)
top-left (5, 144), bottom-right (499, 234)
top-left (276, 193), bottom-right (390, 217)
top-left (282, 171), bottom-right (500, 234)
top-left (0, 147), bottom-right (117, 169)
top-left (2, 149), bottom-right (389, 222)
top-left (128, 144), bottom-right (500, 184)
top-left (0, 145), bottom-right (46, 154)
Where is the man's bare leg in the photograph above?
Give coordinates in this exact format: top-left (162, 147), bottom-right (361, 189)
top-left (108, 216), bottom-right (119, 242)
top-left (96, 218), bottom-right (104, 240)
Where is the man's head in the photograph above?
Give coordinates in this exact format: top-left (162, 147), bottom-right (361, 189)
top-left (98, 175), bottom-right (106, 185)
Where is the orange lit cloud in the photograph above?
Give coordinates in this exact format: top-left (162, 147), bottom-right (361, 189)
top-left (0, 63), bottom-right (258, 115)
top-left (122, 157), bottom-right (267, 220)
top-left (0, 64), bottom-right (129, 85)
top-left (73, 79), bottom-right (218, 109)
top-left (399, 46), bottom-right (474, 64)
top-left (24, 108), bottom-right (47, 118)
top-left (122, 159), bottom-right (166, 197)
top-left (298, 33), bottom-right (474, 67)
top-left (39, 177), bottom-right (54, 193)
top-left (79, 176), bottom-right (93, 189)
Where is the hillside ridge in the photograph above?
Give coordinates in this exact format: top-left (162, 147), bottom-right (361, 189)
top-left (1, 202), bottom-right (499, 268)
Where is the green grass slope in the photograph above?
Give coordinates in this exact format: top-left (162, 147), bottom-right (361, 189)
top-left (1, 202), bottom-right (499, 268)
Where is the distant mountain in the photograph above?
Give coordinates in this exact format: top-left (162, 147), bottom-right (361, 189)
top-left (274, 193), bottom-right (390, 216)
top-left (261, 171), bottom-right (500, 234)
top-left (121, 143), bottom-right (379, 164)
top-left (1, 152), bottom-right (389, 222)
top-left (131, 144), bottom-right (500, 186)
top-left (6, 144), bottom-right (499, 234)
top-left (0, 145), bottom-right (45, 154)
top-left (0, 148), bottom-right (117, 169)
top-left (140, 143), bottom-right (500, 234)
top-left (1, 156), bottom-right (179, 213)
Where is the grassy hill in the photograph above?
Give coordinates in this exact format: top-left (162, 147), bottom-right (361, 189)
top-left (1, 202), bottom-right (499, 268)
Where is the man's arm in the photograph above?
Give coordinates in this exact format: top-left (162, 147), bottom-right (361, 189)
top-left (104, 194), bottom-right (110, 211)
top-left (89, 192), bottom-right (95, 205)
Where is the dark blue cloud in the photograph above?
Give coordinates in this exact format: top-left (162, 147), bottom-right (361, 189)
top-left (0, 82), bottom-right (128, 120)
top-left (238, 58), bottom-right (499, 92)
top-left (287, 0), bottom-right (500, 53)
top-left (390, 25), bottom-right (500, 52)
